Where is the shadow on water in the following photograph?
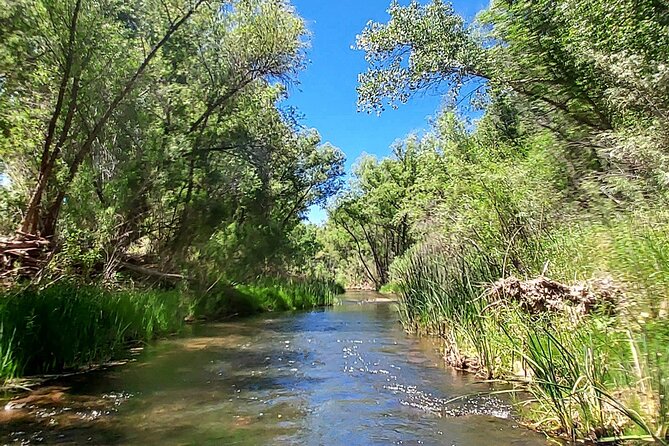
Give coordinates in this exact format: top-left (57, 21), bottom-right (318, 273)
top-left (0, 292), bottom-right (553, 445)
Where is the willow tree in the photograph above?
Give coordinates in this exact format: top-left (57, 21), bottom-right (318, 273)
top-left (1, 0), bottom-right (345, 280)
top-left (85, 0), bottom-right (317, 265)
top-left (0, 0), bottom-right (213, 239)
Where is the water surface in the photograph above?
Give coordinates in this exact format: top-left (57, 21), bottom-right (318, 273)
top-left (0, 291), bottom-right (549, 445)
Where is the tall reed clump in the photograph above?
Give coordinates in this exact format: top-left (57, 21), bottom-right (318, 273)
top-left (533, 212), bottom-right (669, 442)
top-left (391, 239), bottom-right (511, 379)
top-left (0, 283), bottom-right (187, 382)
top-left (508, 315), bottom-right (669, 445)
top-left (509, 316), bottom-right (626, 442)
top-left (390, 211), bottom-right (669, 443)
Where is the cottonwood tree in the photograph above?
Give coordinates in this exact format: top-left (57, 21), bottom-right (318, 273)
top-left (330, 144), bottom-right (418, 289)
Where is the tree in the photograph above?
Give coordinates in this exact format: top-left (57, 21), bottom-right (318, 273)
top-left (0, 0), bottom-right (345, 282)
top-left (357, 0), bottom-right (669, 217)
top-left (356, 0), bottom-right (483, 113)
top-left (329, 143), bottom-right (419, 288)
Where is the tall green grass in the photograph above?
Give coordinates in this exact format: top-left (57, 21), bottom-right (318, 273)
top-left (0, 277), bottom-right (343, 383)
top-left (0, 283), bottom-right (187, 381)
top-left (392, 240), bottom-right (509, 378)
top-left (193, 277), bottom-right (344, 318)
top-left (391, 212), bottom-right (669, 443)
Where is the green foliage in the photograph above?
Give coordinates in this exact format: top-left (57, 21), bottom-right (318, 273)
top-left (0, 283), bottom-right (187, 380)
top-left (378, 283), bottom-right (400, 294)
top-left (358, 0), bottom-right (669, 187)
top-left (236, 278), bottom-right (343, 312)
top-left (538, 210), bottom-right (669, 312)
top-left (192, 278), bottom-right (343, 319)
top-left (325, 140), bottom-right (425, 288)
top-left (345, 0), bottom-right (669, 441)
top-left (324, 108), bottom-right (562, 290)
top-left (0, 0), bottom-right (344, 283)
top-left (356, 0), bottom-right (482, 112)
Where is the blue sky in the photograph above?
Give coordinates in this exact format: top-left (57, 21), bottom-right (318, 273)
top-left (286, 0), bottom-right (488, 223)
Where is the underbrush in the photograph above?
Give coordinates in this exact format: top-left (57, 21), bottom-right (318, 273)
top-left (392, 212), bottom-right (669, 443)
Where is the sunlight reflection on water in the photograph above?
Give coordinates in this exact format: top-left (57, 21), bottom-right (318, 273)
top-left (0, 291), bottom-right (550, 445)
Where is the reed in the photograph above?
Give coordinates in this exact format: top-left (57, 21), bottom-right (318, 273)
top-left (192, 277), bottom-right (344, 318)
top-left (390, 212), bottom-right (669, 443)
top-left (0, 283), bottom-right (187, 381)
top-left (237, 277), bottom-right (343, 311)
top-left (0, 277), bottom-right (343, 382)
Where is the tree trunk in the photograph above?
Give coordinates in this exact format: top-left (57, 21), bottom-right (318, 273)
top-left (20, 0), bottom-right (82, 236)
top-left (37, 0), bottom-right (207, 238)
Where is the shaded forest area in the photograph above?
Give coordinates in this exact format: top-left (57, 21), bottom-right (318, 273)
top-left (0, 0), bottom-right (343, 380)
top-left (318, 0), bottom-right (669, 443)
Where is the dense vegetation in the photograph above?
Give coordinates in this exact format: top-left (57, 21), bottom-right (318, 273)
top-left (318, 0), bottom-right (669, 443)
top-left (0, 279), bottom-right (341, 380)
top-left (2, 0), bottom-right (669, 443)
top-left (0, 0), bottom-right (344, 380)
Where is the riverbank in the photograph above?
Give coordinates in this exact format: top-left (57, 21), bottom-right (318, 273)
top-left (391, 214), bottom-right (669, 444)
top-left (0, 278), bottom-right (343, 383)
top-left (0, 292), bottom-right (549, 446)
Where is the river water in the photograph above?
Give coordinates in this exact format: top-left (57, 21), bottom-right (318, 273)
top-left (0, 291), bottom-right (549, 445)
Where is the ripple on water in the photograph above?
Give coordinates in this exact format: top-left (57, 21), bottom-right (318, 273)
top-left (0, 295), bottom-right (549, 446)
top-left (384, 383), bottom-right (511, 419)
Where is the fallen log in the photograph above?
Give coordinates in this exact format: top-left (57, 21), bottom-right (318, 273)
top-left (0, 233), bottom-right (52, 281)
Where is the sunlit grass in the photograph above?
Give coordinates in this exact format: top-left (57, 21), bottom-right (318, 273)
top-left (0, 283), bottom-right (187, 381)
top-left (192, 277), bottom-right (344, 318)
top-left (390, 211), bottom-right (669, 443)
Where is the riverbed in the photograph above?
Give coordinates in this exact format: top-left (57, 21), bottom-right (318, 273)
top-left (0, 291), bottom-right (549, 445)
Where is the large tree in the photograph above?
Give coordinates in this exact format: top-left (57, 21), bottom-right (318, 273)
top-left (0, 0), bottom-right (345, 280)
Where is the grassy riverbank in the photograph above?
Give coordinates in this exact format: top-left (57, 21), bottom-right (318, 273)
top-left (0, 278), bottom-right (343, 382)
top-left (392, 213), bottom-right (669, 444)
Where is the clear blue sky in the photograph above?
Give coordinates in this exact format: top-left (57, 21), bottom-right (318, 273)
top-left (286, 0), bottom-right (487, 223)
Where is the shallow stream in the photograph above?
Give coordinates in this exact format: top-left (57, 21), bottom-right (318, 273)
top-left (0, 291), bottom-right (549, 445)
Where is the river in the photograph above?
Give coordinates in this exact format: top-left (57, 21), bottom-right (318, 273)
top-left (0, 291), bottom-right (549, 445)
